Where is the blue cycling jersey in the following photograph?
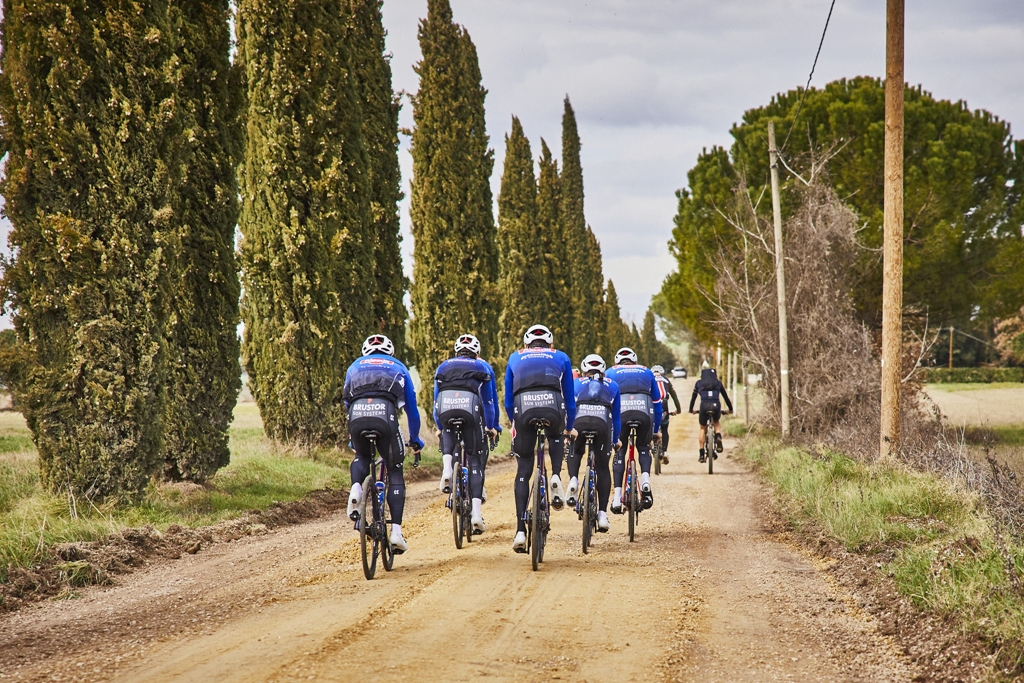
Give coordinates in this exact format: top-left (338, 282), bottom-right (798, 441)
top-left (343, 354), bottom-right (423, 448)
top-left (606, 363), bottom-right (663, 432)
top-left (504, 347), bottom-right (577, 429)
top-left (574, 375), bottom-right (622, 442)
top-left (432, 356), bottom-right (498, 430)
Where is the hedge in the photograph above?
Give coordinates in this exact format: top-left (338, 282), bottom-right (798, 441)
top-left (919, 367), bottom-right (1024, 384)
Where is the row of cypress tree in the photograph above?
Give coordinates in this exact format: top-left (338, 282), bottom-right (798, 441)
top-left (0, 0), bottom-right (407, 497)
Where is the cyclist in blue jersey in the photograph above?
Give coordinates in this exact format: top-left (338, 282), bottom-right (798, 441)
top-left (344, 334), bottom-right (424, 554)
top-left (606, 347), bottom-right (662, 511)
top-left (689, 364), bottom-right (733, 463)
top-left (505, 324), bottom-right (577, 553)
top-left (433, 334), bottom-right (500, 534)
top-left (651, 365), bottom-right (682, 465)
top-left (567, 354), bottom-right (621, 533)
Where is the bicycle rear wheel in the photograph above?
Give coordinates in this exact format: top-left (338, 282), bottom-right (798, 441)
top-left (581, 461), bottom-right (593, 554)
top-left (653, 440), bottom-right (662, 475)
top-left (530, 473), bottom-right (544, 571)
top-left (359, 474), bottom-right (378, 580)
top-left (708, 445), bottom-right (714, 474)
top-left (463, 468), bottom-right (473, 544)
top-left (628, 463), bottom-right (638, 543)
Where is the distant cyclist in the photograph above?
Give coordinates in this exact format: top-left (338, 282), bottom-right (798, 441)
top-left (689, 362), bottom-right (733, 463)
top-left (344, 334), bottom-right (424, 554)
top-left (606, 347), bottom-right (662, 512)
top-left (566, 354), bottom-right (621, 533)
top-left (651, 365), bottom-right (682, 464)
top-left (505, 324), bottom-right (577, 553)
top-left (433, 334), bottom-right (499, 534)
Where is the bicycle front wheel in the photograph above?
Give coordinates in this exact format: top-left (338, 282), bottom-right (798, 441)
top-left (530, 473), bottom-right (544, 571)
top-left (359, 475), bottom-right (379, 580)
top-left (581, 461), bottom-right (593, 554)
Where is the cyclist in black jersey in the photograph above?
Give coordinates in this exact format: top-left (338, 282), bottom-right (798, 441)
top-left (688, 364), bottom-right (733, 463)
top-left (651, 365), bottom-right (682, 464)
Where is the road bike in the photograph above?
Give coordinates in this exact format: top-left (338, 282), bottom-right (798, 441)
top-left (620, 423), bottom-right (642, 542)
top-left (445, 418), bottom-right (473, 549)
top-left (573, 431), bottom-right (599, 553)
top-left (702, 407), bottom-right (718, 474)
top-left (652, 430), bottom-right (662, 476)
top-left (524, 421), bottom-right (551, 571)
top-left (355, 432), bottom-right (419, 580)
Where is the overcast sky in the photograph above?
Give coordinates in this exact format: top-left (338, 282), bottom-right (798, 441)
top-left (1, 1), bottom-right (1022, 329)
top-left (381, 0), bottom-right (1024, 323)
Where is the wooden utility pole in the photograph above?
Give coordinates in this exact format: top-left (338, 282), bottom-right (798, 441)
top-left (742, 354), bottom-right (750, 427)
top-left (948, 327), bottom-right (954, 369)
top-left (767, 120), bottom-right (791, 438)
top-left (880, 0), bottom-right (905, 458)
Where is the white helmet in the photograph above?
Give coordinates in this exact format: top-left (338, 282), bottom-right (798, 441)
top-left (580, 354), bottom-right (606, 375)
top-left (614, 347), bottom-right (638, 364)
top-left (701, 360), bottom-right (711, 369)
top-left (651, 365), bottom-right (665, 375)
top-left (454, 333), bottom-right (481, 356)
top-left (523, 324), bottom-right (554, 347)
top-left (362, 334), bottom-right (395, 357)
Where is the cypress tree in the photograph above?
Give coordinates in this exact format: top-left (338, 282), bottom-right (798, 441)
top-left (237, 0), bottom-right (372, 445)
top-left (498, 117), bottom-right (545, 358)
top-left (603, 280), bottom-right (630, 357)
top-left (639, 308), bottom-right (658, 365)
top-left (162, 0), bottom-right (243, 482)
top-left (0, 0), bottom-right (176, 498)
top-left (560, 97), bottom-right (600, 361)
top-left (630, 322), bottom-right (643, 354)
top-left (409, 0), bottom-right (499, 378)
top-left (537, 140), bottom-right (571, 346)
top-left (348, 0), bottom-right (408, 358)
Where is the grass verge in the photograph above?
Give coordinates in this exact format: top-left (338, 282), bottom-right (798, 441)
top-left (741, 437), bottom-right (1024, 675)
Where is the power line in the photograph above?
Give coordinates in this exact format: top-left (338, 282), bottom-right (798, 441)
top-left (781, 0), bottom-right (838, 153)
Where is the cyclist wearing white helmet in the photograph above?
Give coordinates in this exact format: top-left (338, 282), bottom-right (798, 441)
top-left (432, 334), bottom-right (500, 534)
top-left (606, 347), bottom-right (662, 511)
top-left (343, 334), bottom-right (424, 554)
top-left (504, 324), bottom-right (577, 553)
top-left (566, 354), bottom-right (621, 532)
top-left (651, 365), bottom-right (682, 464)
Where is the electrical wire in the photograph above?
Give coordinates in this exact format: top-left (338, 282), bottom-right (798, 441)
top-left (780, 0), bottom-right (838, 153)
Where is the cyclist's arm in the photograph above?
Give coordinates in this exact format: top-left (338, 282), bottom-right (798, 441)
top-left (402, 371), bottom-right (424, 449)
top-left (720, 381), bottom-right (734, 412)
top-left (650, 373), bottom-right (663, 433)
top-left (688, 382), bottom-right (699, 412)
top-left (432, 375), bottom-right (440, 425)
top-left (612, 389), bottom-right (622, 444)
top-left (667, 382), bottom-right (682, 413)
top-left (560, 355), bottom-right (576, 430)
top-left (342, 368), bottom-right (353, 409)
top-left (503, 363), bottom-right (515, 424)
top-left (486, 366), bottom-right (500, 430)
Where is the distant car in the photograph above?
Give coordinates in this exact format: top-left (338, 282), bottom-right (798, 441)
top-left (671, 366), bottom-right (687, 379)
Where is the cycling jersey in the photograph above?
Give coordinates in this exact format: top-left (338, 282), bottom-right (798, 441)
top-left (344, 354), bottom-right (423, 449)
top-left (688, 368), bottom-right (734, 413)
top-left (432, 356), bottom-right (498, 430)
top-left (504, 347), bottom-right (577, 430)
top-left (605, 364), bottom-right (663, 433)
top-left (573, 375), bottom-right (622, 443)
top-left (654, 375), bottom-right (682, 414)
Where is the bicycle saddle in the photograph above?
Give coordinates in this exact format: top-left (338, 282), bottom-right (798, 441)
top-left (529, 418), bottom-right (551, 428)
top-left (359, 429), bottom-right (382, 439)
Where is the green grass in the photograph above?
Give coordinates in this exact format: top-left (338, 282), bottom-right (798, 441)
top-left (926, 382), bottom-right (1024, 392)
top-left (742, 438), bottom-right (1024, 669)
top-left (990, 426), bottom-right (1024, 447)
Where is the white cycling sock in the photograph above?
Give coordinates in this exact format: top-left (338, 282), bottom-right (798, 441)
top-left (641, 472), bottom-right (651, 489)
top-left (613, 486), bottom-right (622, 504)
top-left (349, 482), bottom-right (362, 503)
top-left (442, 453), bottom-right (453, 471)
top-left (391, 523), bottom-right (402, 537)
top-left (472, 498), bottom-right (482, 517)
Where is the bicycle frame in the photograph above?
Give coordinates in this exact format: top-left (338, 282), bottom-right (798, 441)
top-left (620, 425), bottom-right (639, 509)
top-left (446, 420), bottom-right (472, 548)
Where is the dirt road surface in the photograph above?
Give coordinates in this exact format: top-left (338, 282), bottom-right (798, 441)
top-left (1, 379), bottom-right (916, 682)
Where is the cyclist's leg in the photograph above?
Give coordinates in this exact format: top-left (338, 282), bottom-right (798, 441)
top-left (546, 416), bottom-right (566, 476)
top-left (349, 430), bottom-right (374, 486)
top-left (512, 423), bottom-right (538, 533)
top-left (595, 431), bottom-right (612, 511)
top-left (439, 428), bottom-right (457, 489)
top-left (661, 419), bottom-right (670, 452)
top-left (383, 426), bottom-right (407, 524)
top-left (637, 421), bottom-right (653, 475)
top-left (466, 421), bottom-right (485, 500)
top-left (612, 439), bottom-right (627, 487)
top-left (566, 436), bottom-right (585, 481)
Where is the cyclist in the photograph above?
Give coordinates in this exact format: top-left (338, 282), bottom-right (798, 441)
top-left (688, 363), bottom-right (734, 463)
top-left (505, 324), bottom-right (577, 553)
top-left (606, 347), bottom-right (662, 512)
top-left (344, 334), bottom-right (424, 554)
top-left (566, 354), bottom-right (621, 533)
top-left (651, 365), bottom-right (682, 464)
top-left (433, 334), bottom-right (500, 534)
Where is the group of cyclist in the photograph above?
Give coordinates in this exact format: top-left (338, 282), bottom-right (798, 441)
top-left (341, 323), bottom-right (733, 555)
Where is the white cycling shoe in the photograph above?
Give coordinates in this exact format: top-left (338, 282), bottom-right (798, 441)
top-left (390, 526), bottom-right (408, 554)
top-left (550, 474), bottom-right (565, 510)
top-left (440, 455), bottom-right (453, 493)
top-left (347, 483), bottom-right (363, 521)
top-left (512, 531), bottom-right (528, 553)
top-left (471, 513), bottom-right (486, 535)
top-left (597, 511), bottom-right (610, 532)
top-left (565, 476), bottom-right (579, 507)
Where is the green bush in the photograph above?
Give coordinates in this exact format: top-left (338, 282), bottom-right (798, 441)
top-left (919, 367), bottom-right (1024, 383)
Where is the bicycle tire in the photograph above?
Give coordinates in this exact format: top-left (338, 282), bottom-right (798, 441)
top-left (451, 467), bottom-right (463, 550)
top-left (708, 446), bottom-right (714, 474)
top-left (628, 462), bottom-right (638, 543)
top-left (381, 472), bottom-right (394, 572)
top-left (530, 473), bottom-right (543, 571)
top-left (463, 467), bottom-right (473, 544)
top-left (653, 440), bottom-right (662, 475)
top-left (359, 474), bottom-right (378, 580)
top-left (582, 461), bottom-right (593, 554)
